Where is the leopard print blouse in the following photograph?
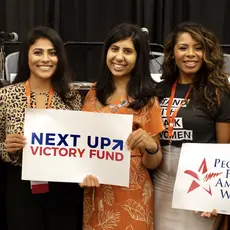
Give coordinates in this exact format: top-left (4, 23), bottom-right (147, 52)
top-left (0, 82), bottom-right (82, 166)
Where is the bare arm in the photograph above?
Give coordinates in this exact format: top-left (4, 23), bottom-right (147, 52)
top-left (141, 134), bottom-right (162, 169)
top-left (216, 122), bottom-right (230, 143)
top-left (126, 128), bottom-right (163, 170)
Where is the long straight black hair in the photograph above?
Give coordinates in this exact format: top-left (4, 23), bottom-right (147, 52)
top-left (96, 23), bottom-right (156, 110)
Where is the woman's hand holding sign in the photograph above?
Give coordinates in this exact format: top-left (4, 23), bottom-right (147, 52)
top-left (126, 128), bottom-right (157, 151)
top-left (126, 128), bottom-right (162, 170)
top-left (6, 134), bottom-right (26, 153)
top-left (80, 128), bottom-right (163, 187)
top-left (194, 209), bottom-right (217, 218)
top-left (80, 175), bottom-right (100, 188)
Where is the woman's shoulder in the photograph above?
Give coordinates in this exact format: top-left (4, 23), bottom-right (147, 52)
top-left (155, 80), bottom-right (172, 100)
top-left (68, 82), bottom-right (95, 97)
top-left (62, 84), bottom-right (82, 110)
top-left (146, 96), bottom-right (161, 109)
top-left (84, 83), bottom-right (96, 98)
top-left (0, 83), bottom-right (25, 108)
top-left (0, 82), bottom-right (24, 95)
top-left (156, 79), bottom-right (171, 90)
top-left (66, 84), bottom-right (81, 97)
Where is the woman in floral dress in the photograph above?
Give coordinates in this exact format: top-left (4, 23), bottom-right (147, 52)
top-left (81, 23), bottom-right (164, 230)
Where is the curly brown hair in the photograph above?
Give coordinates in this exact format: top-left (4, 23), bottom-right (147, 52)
top-left (161, 21), bottom-right (230, 114)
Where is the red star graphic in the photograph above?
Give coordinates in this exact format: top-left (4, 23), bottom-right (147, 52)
top-left (184, 158), bottom-right (222, 196)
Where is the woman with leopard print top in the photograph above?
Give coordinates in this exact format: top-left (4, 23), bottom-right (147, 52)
top-left (0, 80), bottom-right (7, 230)
top-left (0, 26), bottom-right (83, 230)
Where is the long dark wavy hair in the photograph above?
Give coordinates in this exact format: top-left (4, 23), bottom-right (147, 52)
top-left (161, 22), bottom-right (230, 114)
top-left (13, 26), bottom-right (74, 107)
top-left (95, 23), bottom-right (156, 110)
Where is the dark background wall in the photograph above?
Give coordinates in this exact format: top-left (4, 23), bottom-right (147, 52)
top-left (1, 0), bottom-right (230, 81)
top-left (1, 0), bottom-right (230, 43)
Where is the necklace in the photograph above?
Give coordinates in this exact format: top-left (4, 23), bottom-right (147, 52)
top-left (34, 92), bottom-right (48, 95)
top-left (109, 96), bottom-right (129, 112)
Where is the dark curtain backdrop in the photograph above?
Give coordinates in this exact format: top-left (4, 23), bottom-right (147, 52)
top-left (1, 0), bottom-right (230, 44)
top-left (1, 0), bottom-right (230, 81)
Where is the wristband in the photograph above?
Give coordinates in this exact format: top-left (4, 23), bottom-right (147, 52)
top-left (145, 142), bottom-right (159, 155)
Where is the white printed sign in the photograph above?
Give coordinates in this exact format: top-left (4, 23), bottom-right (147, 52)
top-left (172, 143), bottom-right (230, 214)
top-left (22, 109), bottom-right (133, 187)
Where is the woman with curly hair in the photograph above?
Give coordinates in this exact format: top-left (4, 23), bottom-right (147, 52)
top-left (152, 22), bottom-right (230, 230)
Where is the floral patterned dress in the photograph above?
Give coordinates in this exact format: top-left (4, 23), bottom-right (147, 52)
top-left (82, 89), bottom-right (164, 230)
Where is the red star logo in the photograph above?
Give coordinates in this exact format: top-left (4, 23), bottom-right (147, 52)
top-left (184, 158), bottom-right (222, 196)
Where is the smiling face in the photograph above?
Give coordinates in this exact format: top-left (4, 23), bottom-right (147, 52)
top-left (106, 37), bottom-right (137, 80)
top-left (173, 32), bottom-right (204, 80)
top-left (28, 38), bottom-right (58, 80)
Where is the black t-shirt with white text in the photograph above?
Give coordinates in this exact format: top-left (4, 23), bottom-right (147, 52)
top-left (158, 80), bottom-right (230, 147)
